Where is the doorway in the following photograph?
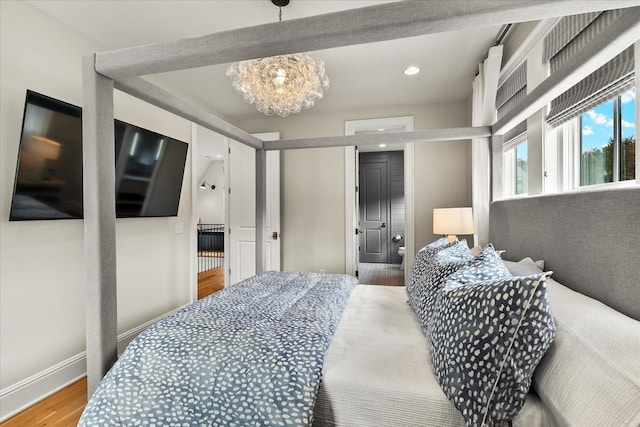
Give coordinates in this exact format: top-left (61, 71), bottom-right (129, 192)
top-left (345, 116), bottom-right (415, 285)
top-left (192, 127), bottom-right (281, 300)
top-left (193, 125), bottom-right (227, 299)
top-left (358, 151), bottom-right (405, 285)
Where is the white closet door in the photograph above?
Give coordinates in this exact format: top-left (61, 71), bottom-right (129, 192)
top-left (227, 133), bottom-right (280, 285)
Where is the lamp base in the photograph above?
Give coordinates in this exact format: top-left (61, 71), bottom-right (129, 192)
top-left (446, 234), bottom-right (458, 243)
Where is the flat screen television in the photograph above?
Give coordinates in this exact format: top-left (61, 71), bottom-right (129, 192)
top-left (9, 90), bottom-right (188, 220)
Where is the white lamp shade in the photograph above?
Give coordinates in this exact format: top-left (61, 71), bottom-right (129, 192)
top-left (433, 207), bottom-right (474, 235)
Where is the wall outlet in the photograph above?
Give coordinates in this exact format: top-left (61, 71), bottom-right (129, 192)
top-left (174, 221), bottom-right (184, 234)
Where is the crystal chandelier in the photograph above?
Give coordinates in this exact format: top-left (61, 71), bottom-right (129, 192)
top-left (226, 1), bottom-right (329, 117)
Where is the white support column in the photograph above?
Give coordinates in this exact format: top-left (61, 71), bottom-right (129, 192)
top-left (491, 134), bottom-right (504, 201)
top-left (82, 54), bottom-right (117, 398)
top-left (472, 137), bottom-right (491, 245)
top-left (526, 111), bottom-right (545, 195)
top-left (526, 38), bottom-right (546, 196)
top-left (473, 46), bottom-right (502, 246)
top-left (255, 149), bottom-right (267, 275)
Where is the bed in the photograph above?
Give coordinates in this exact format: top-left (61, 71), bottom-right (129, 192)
top-left (314, 285), bottom-right (550, 427)
top-left (316, 186), bottom-right (640, 427)
top-left (79, 186), bottom-right (640, 427)
top-left (76, 3), bottom-right (639, 424)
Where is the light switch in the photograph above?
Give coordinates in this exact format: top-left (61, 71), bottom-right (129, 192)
top-left (174, 221), bottom-right (184, 234)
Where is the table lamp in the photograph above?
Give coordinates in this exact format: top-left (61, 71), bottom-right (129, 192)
top-left (433, 207), bottom-right (474, 243)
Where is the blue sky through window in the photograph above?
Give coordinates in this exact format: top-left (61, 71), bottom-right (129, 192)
top-left (621, 87), bottom-right (636, 140)
top-left (582, 87), bottom-right (636, 150)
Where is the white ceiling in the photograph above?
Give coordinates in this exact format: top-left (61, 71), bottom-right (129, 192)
top-left (29, 0), bottom-right (503, 122)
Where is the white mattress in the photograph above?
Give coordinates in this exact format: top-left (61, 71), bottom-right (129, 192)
top-left (313, 285), bottom-right (552, 427)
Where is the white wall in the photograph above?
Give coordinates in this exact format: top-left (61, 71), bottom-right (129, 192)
top-left (197, 161), bottom-right (225, 224)
top-left (0, 0), bottom-right (193, 392)
top-left (194, 125), bottom-right (226, 225)
top-left (501, 21), bottom-right (540, 67)
top-left (235, 102), bottom-right (472, 273)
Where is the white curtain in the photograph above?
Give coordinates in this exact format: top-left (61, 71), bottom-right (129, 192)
top-left (472, 46), bottom-right (503, 246)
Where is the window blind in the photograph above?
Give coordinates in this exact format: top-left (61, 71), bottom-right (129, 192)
top-left (543, 11), bottom-right (602, 73)
top-left (544, 10), bottom-right (634, 127)
top-left (502, 121), bottom-right (527, 152)
top-left (496, 61), bottom-right (527, 149)
top-left (547, 47), bottom-right (634, 127)
top-left (496, 61), bottom-right (526, 119)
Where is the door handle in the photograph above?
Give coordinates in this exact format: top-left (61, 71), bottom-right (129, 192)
top-left (381, 222), bottom-right (386, 228)
top-left (272, 231), bottom-right (279, 240)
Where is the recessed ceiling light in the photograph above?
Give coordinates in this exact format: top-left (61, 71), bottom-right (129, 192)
top-left (403, 66), bottom-right (420, 76)
top-left (379, 144), bottom-right (387, 148)
top-left (216, 154), bottom-right (222, 158)
top-left (378, 128), bottom-right (385, 132)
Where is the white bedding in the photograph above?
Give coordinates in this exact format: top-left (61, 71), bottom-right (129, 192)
top-left (313, 285), bottom-right (552, 427)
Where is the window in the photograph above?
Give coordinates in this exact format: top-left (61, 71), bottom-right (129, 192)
top-left (620, 88), bottom-right (636, 181)
top-left (580, 88), bottom-right (636, 186)
top-left (503, 140), bottom-right (528, 197)
top-left (515, 142), bottom-right (528, 194)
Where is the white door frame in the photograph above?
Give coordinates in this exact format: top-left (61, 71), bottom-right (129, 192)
top-left (190, 124), bottom-right (198, 302)
top-left (344, 116), bottom-right (415, 278)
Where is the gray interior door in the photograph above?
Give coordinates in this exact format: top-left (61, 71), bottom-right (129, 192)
top-left (359, 161), bottom-right (388, 263)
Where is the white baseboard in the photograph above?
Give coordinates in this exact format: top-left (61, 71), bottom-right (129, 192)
top-left (0, 304), bottom-right (189, 422)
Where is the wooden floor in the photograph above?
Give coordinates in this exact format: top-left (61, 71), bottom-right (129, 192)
top-left (1, 269), bottom-right (225, 426)
top-left (0, 378), bottom-right (87, 427)
top-left (198, 266), bottom-right (225, 299)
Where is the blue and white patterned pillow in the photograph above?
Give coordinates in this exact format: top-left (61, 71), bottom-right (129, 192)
top-left (406, 237), bottom-right (453, 308)
top-left (447, 244), bottom-right (511, 290)
top-left (409, 240), bottom-right (472, 331)
top-left (418, 237), bottom-right (450, 253)
top-left (430, 273), bottom-right (556, 427)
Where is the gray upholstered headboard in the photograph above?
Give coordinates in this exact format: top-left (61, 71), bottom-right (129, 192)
top-left (489, 186), bottom-right (640, 321)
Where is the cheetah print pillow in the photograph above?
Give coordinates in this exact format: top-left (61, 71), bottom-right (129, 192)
top-left (410, 241), bottom-right (472, 331)
top-left (406, 237), bottom-right (454, 308)
top-left (446, 244), bottom-right (511, 290)
top-left (430, 273), bottom-right (556, 427)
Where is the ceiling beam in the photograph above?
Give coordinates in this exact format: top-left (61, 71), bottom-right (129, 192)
top-left (114, 77), bottom-right (263, 150)
top-left (94, 1), bottom-right (639, 79)
top-left (493, 6), bottom-right (640, 135)
top-left (263, 127), bottom-right (491, 151)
